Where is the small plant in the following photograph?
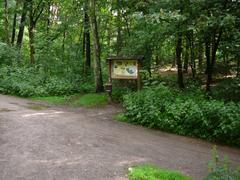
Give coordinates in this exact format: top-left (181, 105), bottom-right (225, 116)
top-left (204, 146), bottom-right (240, 180)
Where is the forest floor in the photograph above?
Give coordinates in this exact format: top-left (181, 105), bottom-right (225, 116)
top-left (0, 94), bottom-right (239, 180)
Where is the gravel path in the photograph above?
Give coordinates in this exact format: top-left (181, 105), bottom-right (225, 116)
top-left (0, 94), bottom-right (239, 180)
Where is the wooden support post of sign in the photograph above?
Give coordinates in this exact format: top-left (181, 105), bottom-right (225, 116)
top-left (137, 62), bottom-right (141, 91)
top-left (108, 59), bottom-right (112, 84)
top-left (106, 59), bottom-right (113, 102)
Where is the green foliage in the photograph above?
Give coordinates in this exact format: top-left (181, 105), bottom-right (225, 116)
top-left (212, 77), bottom-right (240, 102)
top-left (0, 66), bottom-right (94, 97)
top-left (128, 165), bottom-right (193, 180)
top-left (123, 84), bottom-right (240, 146)
top-left (114, 113), bottom-right (128, 122)
top-left (0, 42), bottom-right (18, 66)
top-left (204, 146), bottom-right (240, 180)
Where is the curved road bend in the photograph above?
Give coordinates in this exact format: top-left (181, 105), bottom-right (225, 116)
top-left (0, 94), bottom-right (239, 180)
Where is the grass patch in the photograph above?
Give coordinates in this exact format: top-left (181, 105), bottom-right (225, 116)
top-left (31, 93), bottom-right (108, 108)
top-left (128, 165), bottom-right (193, 180)
top-left (31, 96), bottom-right (68, 105)
top-left (73, 93), bottom-right (108, 107)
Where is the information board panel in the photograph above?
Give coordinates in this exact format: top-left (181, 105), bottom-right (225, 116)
top-left (111, 60), bottom-right (138, 79)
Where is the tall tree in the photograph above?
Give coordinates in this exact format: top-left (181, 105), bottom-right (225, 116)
top-left (176, 0), bottom-right (185, 89)
top-left (3, 0), bottom-right (10, 44)
top-left (89, 0), bottom-right (104, 92)
top-left (28, 0), bottom-right (45, 64)
top-left (11, 0), bottom-right (19, 45)
top-left (203, 1), bottom-right (228, 91)
top-left (17, 0), bottom-right (28, 48)
top-left (116, 0), bottom-right (122, 55)
top-left (83, 0), bottom-right (91, 73)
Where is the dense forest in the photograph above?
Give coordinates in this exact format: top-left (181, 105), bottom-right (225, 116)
top-left (0, 0), bottom-right (240, 146)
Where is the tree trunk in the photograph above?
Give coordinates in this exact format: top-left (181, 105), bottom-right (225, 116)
top-left (62, 27), bottom-right (66, 55)
top-left (189, 33), bottom-right (196, 78)
top-left (171, 52), bottom-right (176, 68)
top-left (46, 0), bottom-right (51, 34)
top-left (89, 0), bottom-right (104, 93)
top-left (205, 41), bottom-right (211, 92)
top-left (176, 36), bottom-right (185, 89)
top-left (107, 20), bottom-right (112, 55)
top-left (17, 0), bottom-right (28, 48)
top-left (4, 0), bottom-right (10, 44)
top-left (156, 54), bottom-right (160, 66)
top-left (205, 29), bottom-right (222, 92)
top-left (28, 1), bottom-right (35, 64)
top-left (83, 2), bottom-right (91, 73)
top-left (116, 0), bottom-right (122, 55)
top-left (198, 43), bottom-right (203, 72)
top-left (85, 31), bottom-right (91, 69)
top-left (11, 0), bottom-right (19, 45)
top-left (183, 39), bottom-right (189, 73)
top-left (28, 25), bottom-right (35, 64)
top-left (237, 59), bottom-right (240, 77)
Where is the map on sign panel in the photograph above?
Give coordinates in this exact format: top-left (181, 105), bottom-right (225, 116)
top-left (112, 60), bottom-right (138, 79)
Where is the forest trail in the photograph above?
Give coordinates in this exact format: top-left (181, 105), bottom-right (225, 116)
top-left (0, 94), bottom-right (239, 180)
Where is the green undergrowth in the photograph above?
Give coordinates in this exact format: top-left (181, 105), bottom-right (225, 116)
top-left (123, 84), bottom-right (240, 146)
top-left (128, 165), bottom-right (193, 180)
top-left (32, 93), bottom-right (108, 108)
top-left (0, 65), bottom-right (95, 97)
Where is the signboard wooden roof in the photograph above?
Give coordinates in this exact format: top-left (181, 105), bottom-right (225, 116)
top-left (107, 56), bottom-right (144, 61)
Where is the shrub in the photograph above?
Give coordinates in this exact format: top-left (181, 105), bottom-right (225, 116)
top-left (0, 42), bottom-right (18, 66)
top-left (0, 65), bottom-right (94, 97)
top-left (123, 84), bottom-right (240, 146)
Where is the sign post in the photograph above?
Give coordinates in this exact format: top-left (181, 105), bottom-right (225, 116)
top-left (106, 56), bottom-right (143, 96)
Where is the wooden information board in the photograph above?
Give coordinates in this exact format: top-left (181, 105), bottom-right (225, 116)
top-left (106, 56), bottom-right (143, 90)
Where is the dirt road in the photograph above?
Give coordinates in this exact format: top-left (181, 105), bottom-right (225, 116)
top-left (0, 94), bottom-right (239, 180)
